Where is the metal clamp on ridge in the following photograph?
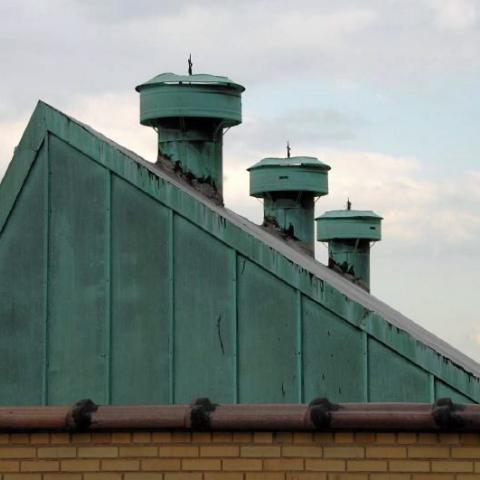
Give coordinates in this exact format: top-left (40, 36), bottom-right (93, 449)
top-left (432, 397), bottom-right (465, 430)
top-left (308, 397), bottom-right (337, 430)
top-left (190, 398), bottom-right (218, 431)
top-left (65, 399), bottom-right (98, 432)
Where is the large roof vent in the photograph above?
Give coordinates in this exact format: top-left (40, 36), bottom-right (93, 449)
top-left (316, 205), bottom-right (382, 291)
top-left (248, 154), bottom-right (330, 255)
top-left (136, 68), bottom-right (244, 203)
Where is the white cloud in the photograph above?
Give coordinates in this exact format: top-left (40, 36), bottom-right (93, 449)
top-left (255, 8), bottom-right (378, 51)
top-left (224, 143), bottom-right (480, 252)
top-left (68, 92), bottom-right (156, 162)
top-left (0, 119), bottom-right (27, 179)
top-left (0, 93), bottom-right (156, 181)
top-left (424, 0), bottom-right (478, 30)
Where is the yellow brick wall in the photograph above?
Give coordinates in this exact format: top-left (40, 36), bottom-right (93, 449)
top-left (1, 430), bottom-right (480, 479)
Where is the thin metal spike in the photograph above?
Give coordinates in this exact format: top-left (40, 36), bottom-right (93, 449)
top-left (188, 54), bottom-right (193, 75)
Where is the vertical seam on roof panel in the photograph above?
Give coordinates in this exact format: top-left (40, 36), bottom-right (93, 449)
top-left (105, 167), bottom-right (112, 404)
top-left (168, 209), bottom-right (175, 404)
top-left (430, 374), bottom-right (435, 402)
top-left (296, 291), bottom-right (304, 404)
top-left (296, 291), bottom-right (303, 403)
top-left (232, 249), bottom-right (238, 404)
top-left (42, 134), bottom-right (50, 406)
top-left (363, 332), bottom-right (369, 402)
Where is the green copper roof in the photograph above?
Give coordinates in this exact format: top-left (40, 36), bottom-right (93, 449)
top-left (316, 210), bottom-right (383, 220)
top-left (135, 73), bottom-right (245, 92)
top-left (248, 156), bottom-right (330, 171)
top-left (1, 102), bottom-right (480, 406)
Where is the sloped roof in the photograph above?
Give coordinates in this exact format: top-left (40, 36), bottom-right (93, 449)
top-left (1, 101), bottom-right (479, 402)
top-left (80, 108), bottom-right (480, 379)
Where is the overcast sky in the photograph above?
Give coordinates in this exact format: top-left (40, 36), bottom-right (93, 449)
top-left (1, 0), bottom-right (479, 361)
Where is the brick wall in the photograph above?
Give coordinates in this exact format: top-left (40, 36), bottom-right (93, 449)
top-left (1, 430), bottom-right (480, 479)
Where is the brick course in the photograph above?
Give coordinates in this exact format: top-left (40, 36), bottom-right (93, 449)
top-left (0, 431), bottom-right (479, 478)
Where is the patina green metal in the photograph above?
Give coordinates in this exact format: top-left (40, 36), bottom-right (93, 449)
top-left (316, 209), bottom-right (382, 291)
top-left (136, 73), bottom-right (244, 197)
top-left (0, 101), bottom-right (479, 406)
top-left (248, 156), bottom-right (330, 255)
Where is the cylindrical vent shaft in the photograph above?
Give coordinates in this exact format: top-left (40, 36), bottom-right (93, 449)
top-left (248, 156), bottom-right (330, 256)
top-left (316, 208), bottom-right (382, 292)
top-left (156, 117), bottom-right (224, 194)
top-left (328, 239), bottom-right (371, 291)
top-left (136, 72), bottom-right (244, 203)
top-left (264, 193), bottom-right (315, 254)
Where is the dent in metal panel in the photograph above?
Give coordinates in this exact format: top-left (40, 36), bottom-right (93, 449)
top-left (302, 296), bottom-right (365, 402)
top-left (47, 136), bottom-right (108, 405)
top-left (111, 175), bottom-right (170, 404)
top-left (173, 215), bottom-right (235, 403)
top-left (369, 338), bottom-right (431, 402)
top-left (238, 256), bottom-right (298, 403)
top-left (0, 150), bottom-right (46, 405)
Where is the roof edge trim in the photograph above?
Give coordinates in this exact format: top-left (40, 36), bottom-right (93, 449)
top-left (1, 401), bottom-right (479, 433)
top-left (0, 101), bottom-right (48, 235)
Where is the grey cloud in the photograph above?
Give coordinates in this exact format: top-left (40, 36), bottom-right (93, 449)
top-left (224, 107), bottom-right (363, 167)
top-left (67, 0), bottom-right (185, 21)
top-left (282, 108), bottom-right (364, 141)
top-left (1, 0), bottom-right (479, 123)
